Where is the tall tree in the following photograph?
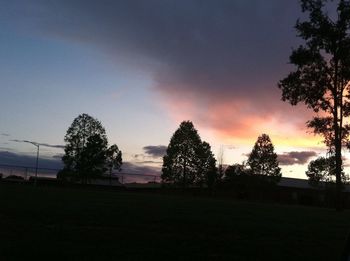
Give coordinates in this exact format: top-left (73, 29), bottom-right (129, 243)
top-left (278, 0), bottom-right (350, 209)
top-left (106, 144), bottom-right (123, 183)
top-left (78, 134), bottom-right (108, 183)
top-left (60, 113), bottom-right (109, 182)
top-left (196, 141), bottom-right (217, 189)
top-left (247, 134), bottom-right (281, 183)
top-left (162, 121), bottom-right (216, 188)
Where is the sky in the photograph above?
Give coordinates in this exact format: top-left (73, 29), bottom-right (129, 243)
top-left (0, 0), bottom-right (344, 179)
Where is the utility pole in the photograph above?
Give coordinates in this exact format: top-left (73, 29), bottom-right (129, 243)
top-left (27, 141), bottom-right (40, 186)
top-left (34, 143), bottom-right (39, 186)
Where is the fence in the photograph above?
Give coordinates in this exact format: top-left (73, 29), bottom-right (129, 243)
top-left (113, 172), bottom-right (161, 184)
top-left (0, 164), bottom-right (161, 185)
top-left (0, 164), bottom-right (59, 180)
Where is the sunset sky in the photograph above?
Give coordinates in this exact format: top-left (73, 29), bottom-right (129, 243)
top-left (0, 0), bottom-right (343, 179)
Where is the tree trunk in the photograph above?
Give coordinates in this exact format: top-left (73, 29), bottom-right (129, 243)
top-left (333, 85), bottom-right (342, 210)
top-left (334, 62), bottom-right (343, 211)
top-left (183, 158), bottom-right (187, 188)
top-left (335, 139), bottom-right (342, 211)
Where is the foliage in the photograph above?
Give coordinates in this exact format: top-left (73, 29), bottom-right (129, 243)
top-left (62, 113), bottom-right (107, 170)
top-left (278, 0), bottom-right (350, 208)
top-left (77, 134), bottom-right (108, 180)
top-left (224, 163), bottom-right (247, 181)
top-left (162, 121), bottom-right (216, 187)
top-left (197, 141), bottom-right (217, 189)
top-left (106, 144), bottom-right (123, 176)
top-left (247, 134), bottom-right (281, 183)
top-left (306, 156), bottom-right (348, 186)
top-left (60, 113), bottom-right (122, 183)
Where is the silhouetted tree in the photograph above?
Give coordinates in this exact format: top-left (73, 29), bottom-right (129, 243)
top-left (60, 113), bottom-right (108, 183)
top-left (247, 134), bottom-right (281, 183)
top-left (106, 144), bottom-right (122, 183)
top-left (78, 134), bottom-right (108, 182)
top-left (162, 121), bottom-right (216, 188)
top-left (306, 155), bottom-right (348, 186)
top-left (306, 156), bottom-right (334, 186)
top-left (278, 0), bottom-right (350, 210)
top-left (224, 163), bottom-right (247, 181)
top-left (197, 141), bottom-right (217, 189)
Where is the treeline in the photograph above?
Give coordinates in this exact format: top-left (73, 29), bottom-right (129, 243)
top-left (162, 121), bottom-right (282, 189)
top-left (57, 114), bottom-right (282, 189)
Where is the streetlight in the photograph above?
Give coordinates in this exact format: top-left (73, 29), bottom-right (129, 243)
top-left (31, 142), bottom-right (40, 186)
top-left (22, 141), bottom-right (40, 185)
top-left (11, 138), bottom-right (64, 184)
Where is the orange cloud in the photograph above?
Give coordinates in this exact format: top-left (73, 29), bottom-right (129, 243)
top-left (157, 83), bottom-right (325, 150)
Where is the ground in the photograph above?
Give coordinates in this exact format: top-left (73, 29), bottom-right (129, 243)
top-left (0, 183), bottom-right (349, 260)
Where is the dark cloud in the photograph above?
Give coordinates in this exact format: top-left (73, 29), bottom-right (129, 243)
top-left (2, 0), bottom-right (316, 140)
top-left (38, 143), bottom-right (65, 149)
top-left (140, 160), bottom-right (163, 164)
top-left (0, 151), bottom-right (63, 169)
top-left (278, 151), bottom-right (318, 166)
top-left (117, 161), bottom-right (161, 183)
top-left (52, 153), bottom-right (64, 159)
top-left (132, 154), bottom-right (143, 160)
top-left (121, 161), bottom-right (161, 175)
top-left (11, 139), bottom-right (64, 149)
top-left (143, 145), bottom-right (167, 158)
top-left (0, 147), bottom-right (14, 151)
top-left (1, 133), bottom-right (10, 137)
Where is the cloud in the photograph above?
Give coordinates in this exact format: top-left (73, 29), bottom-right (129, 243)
top-left (116, 161), bottom-right (161, 183)
top-left (38, 143), bottom-right (65, 149)
top-left (277, 151), bottom-right (318, 166)
top-left (143, 145), bottom-right (167, 158)
top-left (1, 133), bottom-right (10, 137)
top-left (121, 161), bottom-right (161, 175)
top-left (52, 153), bottom-right (64, 159)
top-left (0, 147), bottom-right (14, 151)
top-left (0, 151), bottom-right (63, 169)
top-left (11, 139), bottom-right (64, 149)
top-left (3, 1), bottom-right (324, 144)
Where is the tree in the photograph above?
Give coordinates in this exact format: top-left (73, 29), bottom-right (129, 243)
top-left (197, 141), bottom-right (217, 189)
top-left (60, 113), bottom-right (109, 183)
top-left (162, 121), bottom-right (216, 188)
top-left (106, 144), bottom-right (122, 184)
top-left (78, 134), bottom-right (108, 182)
top-left (247, 134), bottom-right (281, 183)
top-left (278, 0), bottom-right (350, 210)
top-left (306, 155), bottom-right (347, 186)
top-left (306, 156), bottom-right (333, 187)
top-left (224, 163), bottom-right (247, 181)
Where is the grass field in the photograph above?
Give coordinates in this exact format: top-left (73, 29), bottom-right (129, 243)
top-left (1, 183), bottom-right (350, 260)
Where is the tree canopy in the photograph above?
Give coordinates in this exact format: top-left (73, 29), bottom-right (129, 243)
top-left (106, 144), bottom-right (123, 176)
top-left (247, 134), bottom-right (281, 183)
top-left (278, 0), bottom-right (350, 209)
top-left (224, 164), bottom-right (247, 181)
top-left (306, 155), bottom-right (347, 186)
top-left (162, 121), bottom-right (217, 188)
top-left (78, 134), bottom-right (108, 179)
top-left (59, 113), bottom-right (122, 183)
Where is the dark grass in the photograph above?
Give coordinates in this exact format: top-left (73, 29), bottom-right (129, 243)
top-left (0, 183), bottom-right (350, 260)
